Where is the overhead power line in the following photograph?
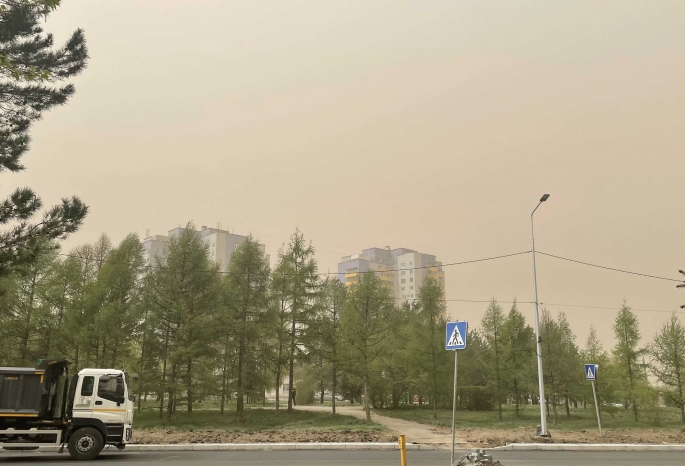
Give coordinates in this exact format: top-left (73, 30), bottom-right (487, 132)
top-left (56, 250), bottom-right (531, 277)
top-left (536, 251), bottom-right (682, 283)
top-left (538, 301), bottom-right (682, 314)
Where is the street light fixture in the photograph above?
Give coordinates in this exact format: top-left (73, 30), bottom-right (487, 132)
top-left (531, 194), bottom-right (550, 437)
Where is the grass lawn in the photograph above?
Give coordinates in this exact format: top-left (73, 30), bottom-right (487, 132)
top-left (379, 404), bottom-right (685, 431)
top-left (134, 408), bottom-right (385, 432)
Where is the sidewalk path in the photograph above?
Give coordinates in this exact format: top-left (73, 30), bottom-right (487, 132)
top-left (294, 405), bottom-right (466, 447)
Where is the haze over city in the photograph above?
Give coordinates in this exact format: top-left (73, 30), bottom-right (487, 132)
top-left (12, 0), bottom-right (685, 348)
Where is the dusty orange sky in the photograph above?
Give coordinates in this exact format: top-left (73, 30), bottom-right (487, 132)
top-left (13, 1), bottom-right (685, 350)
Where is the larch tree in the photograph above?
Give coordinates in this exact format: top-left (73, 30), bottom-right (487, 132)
top-left (341, 271), bottom-right (397, 421)
top-left (407, 276), bottom-right (449, 419)
top-left (581, 325), bottom-right (612, 410)
top-left (89, 233), bottom-right (145, 369)
top-left (268, 253), bottom-right (295, 414)
top-left (481, 298), bottom-right (506, 421)
top-left (613, 302), bottom-right (644, 421)
top-left (221, 236), bottom-right (270, 417)
top-left (501, 300), bottom-right (534, 416)
top-left (280, 229), bottom-right (319, 413)
top-left (148, 225), bottom-right (220, 419)
top-left (649, 313), bottom-right (685, 421)
top-left (313, 277), bottom-right (346, 414)
top-left (540, 309), bottom-right (582, 423)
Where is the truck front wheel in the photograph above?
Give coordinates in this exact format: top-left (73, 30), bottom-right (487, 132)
top-left (68, 427), bottom-right (104, 460)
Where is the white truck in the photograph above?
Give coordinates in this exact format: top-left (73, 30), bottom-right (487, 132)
top-left (0, 359), bottom-right (135, 460)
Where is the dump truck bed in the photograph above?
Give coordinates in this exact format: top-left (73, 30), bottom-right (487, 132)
top-left (0, 367), bottom-right (45, 417)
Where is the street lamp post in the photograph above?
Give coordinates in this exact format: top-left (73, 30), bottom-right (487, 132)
top-left (531, 194), bottom-right (550, 437)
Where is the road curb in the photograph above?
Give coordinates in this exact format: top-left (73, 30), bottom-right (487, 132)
top-left (4, 442), bottom-right (443, 453)
top-left (492, 443), bottom-right (685, 451)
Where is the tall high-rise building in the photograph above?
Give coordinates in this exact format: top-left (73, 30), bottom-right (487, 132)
top-left (337, 246), bottom-right (445, 304)
top-left (142, 225), bottom-right (269, 273)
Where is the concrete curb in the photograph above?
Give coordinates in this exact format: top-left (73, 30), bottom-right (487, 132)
top-left (491, 443), bottom-right (685, 451)
top-left (3, 443), bottom-right (443, 453)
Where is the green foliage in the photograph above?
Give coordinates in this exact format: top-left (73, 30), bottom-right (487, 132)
top-left (277, 229), bottom-right (319, 413)
top-left (2, 223), bottom-right (680, 429)
top-left (540, 309), bottom-right (582, 424)
top-left (380, 403), bottom-right (685, 430)
top-left (147, 225), bottom-right (221, 419)
top-left (404, 277), bottom-right (451, 417)
top-left (613, 302), bottom-right (646, 421)
top-left (458, 386), bottom-right (496, 411)
top-left (220, 236), bottom-right (270, 415)
top-left (649, 313), bottom-right (685, 421)
top-left (311, 277), bottom-right (346, 413)
top-left (501, 301), bottom-right (535, 416)
top-left (341, 270), bottom-right (398, 420)
top-left (0, 0), bottom-right (88, 276)
top-left (134, 408), bottom-right (384, 432)
top-left (481, 299), bottom-right (506, 420)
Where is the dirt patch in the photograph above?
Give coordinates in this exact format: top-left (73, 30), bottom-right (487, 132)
top-left (134, 429), bottom-right (396, 444)
top-left (456, 426), bottom-right (685, 448)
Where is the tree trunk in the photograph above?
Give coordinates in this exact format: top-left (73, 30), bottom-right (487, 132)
top-left (167, 363), bottom-right (176, 421)
top-left (275, 369), bottom-right (281, 414)
top-left (363, 368), bottom-right (371, 421)
top-left (237, 331), bottom-right (245, 415)
top-left (288, 315), bottom-right (296, 413)
top-left (220, 336), bottom-right (229, 416)
top-left (514, 379), bottom-right (520, 416)
top-left (627, 355), bottom-right (638, 421)
top-left (332, 359), bottom-right (337, 415)
top-left (565, 396), bottom-right (570, 419)
top-left (20, 271), bottom-right (38, 362)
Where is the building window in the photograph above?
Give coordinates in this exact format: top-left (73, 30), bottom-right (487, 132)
top-left (401, 287), bottom-right (406, 291)
top-left (410, 261), bottom-right (413, 266)
top-left (401, 263), bottom-right (405, 268)
top-left (410, 278), bottom-right (413, 283)
top-left (410, 269), bottom-right (413, 274)
top-left (401, 271), bottom-right (406, 276)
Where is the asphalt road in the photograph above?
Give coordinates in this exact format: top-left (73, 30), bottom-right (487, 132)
top-left (1, 450), bottom-right (685, 465)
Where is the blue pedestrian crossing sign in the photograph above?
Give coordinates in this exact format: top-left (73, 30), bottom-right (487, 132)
top-left (445, 321), bottom-right (468, 350)
top-left (585, 364), bottom-right (598, 381)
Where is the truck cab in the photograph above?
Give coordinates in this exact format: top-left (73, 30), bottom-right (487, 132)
top-left (69, 369), bottom-right (135, 449)
top-left (0, 359), bottom-right (135, 460)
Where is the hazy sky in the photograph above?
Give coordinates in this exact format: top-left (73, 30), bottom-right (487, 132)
top-left (14, 1), bottom-right (685, 350)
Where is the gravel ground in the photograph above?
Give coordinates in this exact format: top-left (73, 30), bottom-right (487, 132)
top-left (133, 429), bottom-right (396, 444)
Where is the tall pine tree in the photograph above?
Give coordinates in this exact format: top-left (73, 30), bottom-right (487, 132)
top-left (0, 0), bottom-right (88, 275)
top-left (613, 302), bottom-right (644, 421)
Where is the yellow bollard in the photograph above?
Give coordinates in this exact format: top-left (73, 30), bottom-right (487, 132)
top-left (398, 434), bottom-right (407, 466)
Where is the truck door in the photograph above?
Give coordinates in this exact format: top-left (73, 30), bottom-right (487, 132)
top-left (92, 375), bottom-right (126, 425)
top-left (72, 375), bottom-right (95, 419)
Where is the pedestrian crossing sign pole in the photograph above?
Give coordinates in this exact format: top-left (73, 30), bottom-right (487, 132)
top-left (585, 364), bottom-right (602, 437)
top-left (446, 321), bottom-right (467, 465)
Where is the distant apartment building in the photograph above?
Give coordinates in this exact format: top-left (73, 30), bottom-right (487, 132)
top-left (142, 225), bottom-right (269, 273)
top-left (337, 246), bottom-right (445, 304)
